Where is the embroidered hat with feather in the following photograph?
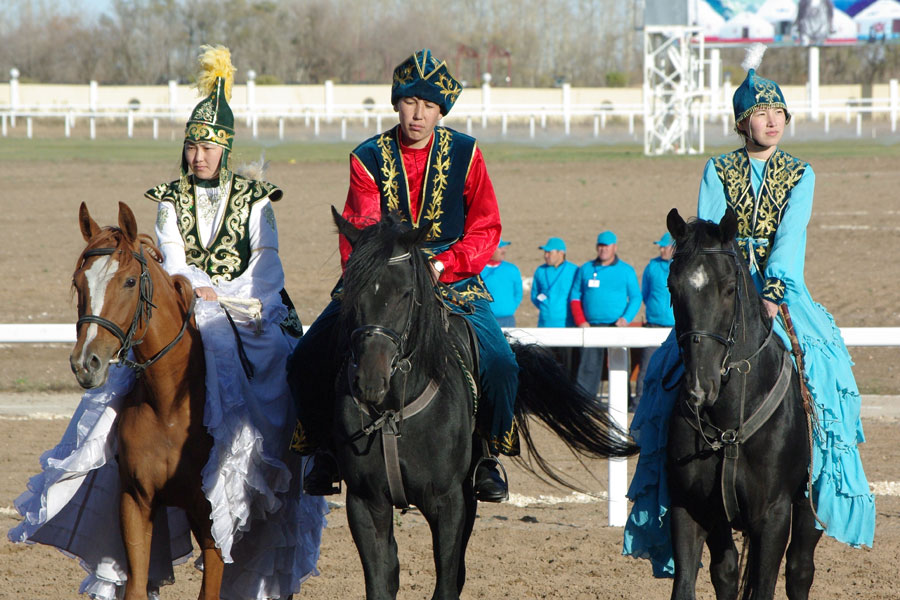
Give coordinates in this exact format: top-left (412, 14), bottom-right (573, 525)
top-left (181, 45), bottom-right (236, 184)
top-left (732, 43), bottom-right (791, 126)
top-left (391, 49), bottom-right (462, 116)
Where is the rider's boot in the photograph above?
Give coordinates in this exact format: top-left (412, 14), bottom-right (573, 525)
top-left (302, 449), bottom-right (341, 496)
top-left (473, 439), bottom-right (509, 502)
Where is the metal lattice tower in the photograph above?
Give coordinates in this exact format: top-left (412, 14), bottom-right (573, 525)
top-left (643, 25), bottom-right (705, 156)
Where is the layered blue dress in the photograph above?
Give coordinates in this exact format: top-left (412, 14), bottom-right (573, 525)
top-left (622, 148), bottom-right (876, 577)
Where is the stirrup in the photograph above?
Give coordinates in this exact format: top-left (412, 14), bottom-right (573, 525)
top-left (471, 455), bottom-right (510, 503)
top-left (303, 451), bottom-right (342, 496)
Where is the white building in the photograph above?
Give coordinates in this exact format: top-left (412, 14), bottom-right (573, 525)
top-left (853, 0), bottom-right (900, 41)
top-left (718, 11), bottom-right (777, 40)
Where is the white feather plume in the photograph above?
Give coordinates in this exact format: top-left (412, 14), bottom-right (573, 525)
top-left (235, 152), bottom-right (269, 180)
top-left (741, 43), bottom-right (767, 72)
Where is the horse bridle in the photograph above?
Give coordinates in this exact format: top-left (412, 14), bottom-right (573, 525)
top-left (349, 251), bottom-right (419, 377)
top-left (673, 245), bottom-right (774, 377)
top-left (76, 246), bottom-right (195, 375)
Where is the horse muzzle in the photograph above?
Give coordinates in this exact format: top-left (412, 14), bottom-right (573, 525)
top-left (348, 363), bottom-right (390, 406)
top-left (685, 373), bottom-right (720, 408)
top-left (70, 351), bottom-right (112, 389)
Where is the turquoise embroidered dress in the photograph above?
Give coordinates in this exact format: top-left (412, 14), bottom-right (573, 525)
top-left (622, 148), bottom-right (876, 577)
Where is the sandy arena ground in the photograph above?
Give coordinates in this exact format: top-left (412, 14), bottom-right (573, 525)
top-left (1, 145), bottom-right (899, 598)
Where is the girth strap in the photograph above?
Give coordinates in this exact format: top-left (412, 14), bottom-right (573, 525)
top-left (357, 379), bottom-right (440, 508)
top-left (721, 350), bottom-right (794, 523)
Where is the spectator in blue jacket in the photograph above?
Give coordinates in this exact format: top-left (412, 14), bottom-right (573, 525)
top-left (531, 237), bottom-right (578, 327)
top-left (531, 236), bottom-right (580, 376)
top-left (569, 230), bottom-right (641, 398)
top-left (634, 232), bottom-right (675, 411)
top-left (481, 239), bottom-right (523, 327)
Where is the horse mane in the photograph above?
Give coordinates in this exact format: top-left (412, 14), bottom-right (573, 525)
top-left (340, 214), bottom-right (453, 381)
top-left (673, 217), bottom-right (725, 263)
top-left (75, 227), bottom-right (162, 271)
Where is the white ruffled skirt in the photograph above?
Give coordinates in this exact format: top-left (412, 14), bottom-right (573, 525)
top-left (8, 299), bottom-right (328, 599)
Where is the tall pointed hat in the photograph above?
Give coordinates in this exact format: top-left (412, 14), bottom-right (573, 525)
top-left (732, 43), bottom-right (791, 125)
top-left (182, 45), bottom-right (237, 180)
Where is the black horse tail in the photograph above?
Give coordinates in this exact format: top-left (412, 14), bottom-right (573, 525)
top-left (511, 341), bottom-right (639, 491)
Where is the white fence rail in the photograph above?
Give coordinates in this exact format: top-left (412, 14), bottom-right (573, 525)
top-left (2, 96), bottom-right (899, 142)
top-left (3, 324), bottom-right (899, 527)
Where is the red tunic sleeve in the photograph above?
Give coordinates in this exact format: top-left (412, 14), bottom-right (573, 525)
top-left (340, 154), bottom-right (382, 268)
top-left (432, 145), bottom-right (501, 283)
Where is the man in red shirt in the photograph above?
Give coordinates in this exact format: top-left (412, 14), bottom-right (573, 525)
top-left (289, 49), bottom-right (517, 502)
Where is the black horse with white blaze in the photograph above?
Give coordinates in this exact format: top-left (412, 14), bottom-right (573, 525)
top-left (665, 208), bottom-right (821, 600)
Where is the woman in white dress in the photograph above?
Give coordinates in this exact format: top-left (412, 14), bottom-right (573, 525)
top-left (8, 46), bottom-right (326, 600)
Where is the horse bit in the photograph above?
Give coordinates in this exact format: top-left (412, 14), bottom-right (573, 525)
top-left (76, 246), bottom-right (195, 375)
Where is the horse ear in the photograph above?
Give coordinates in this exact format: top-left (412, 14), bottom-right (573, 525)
top-left (332, 205), bottom-right (362, 247)
top-left (118, 202), bottom-right (139, 242)
top-left (399, 219), bottom-right (432, 248)
top-left (719, 207), bottom-right (738, 243)
top-left (172, 275), bottom-right (195, 310)
top-left (666, 208), bottom-right (687, 240)
top-left (78, 202), bottom-right (102, 242)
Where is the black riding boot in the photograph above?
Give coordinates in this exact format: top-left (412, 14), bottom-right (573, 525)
top-left (473, 439), bottom-right (509, 502)
top-left (302, 450), bottom-right (341, 496)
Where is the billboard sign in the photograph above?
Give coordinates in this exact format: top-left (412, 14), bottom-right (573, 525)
top-left (696, 0), bottom-right (900, 46)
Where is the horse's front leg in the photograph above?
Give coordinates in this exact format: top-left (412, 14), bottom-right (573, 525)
top-left (418, 484), bottom-right (469, 600)
top-left (784, 497), bottom-right (822, 600)
top-left (347, 491), bottom-right (399, 600)
top-left (744, 501), bottom-right (792, 599)
top-left (120, 490), bottom-right (154, 600)
top-left (670, 504), bottom-right (707, 600)
top-left (184, 492), bottom-right (223, 600)
top-left (705, 523), bottom-right (739, 600)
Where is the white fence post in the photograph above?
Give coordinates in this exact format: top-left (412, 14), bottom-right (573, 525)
top-left (324, 80), bottom-right (334, 123)
top-left (168, 80), bottom-right (178, 122)
top-left (562, 82), bottom-right (571, 136)
top-left (607, 346), bottom-right (630, 527)
top-left (890, 79), bottom-right (898, 133)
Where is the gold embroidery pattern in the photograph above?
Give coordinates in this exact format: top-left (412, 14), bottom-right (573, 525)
top-left (194, 96), bottom-right (217, 122)
top-left (762, 278), bottom-right (786, 304)
top-left (423, 128), bottom-right (452, 239)
top-left (377, 132), bottom-right (401, 214)
top-left (263, 203), bottom-right (276, 233)
top-left (208, 177), bottom-right (252, 284)
top-left (435, 73), bottom-right (462, 105)
top-left (393, 63), bottom-right (414, 87)
top-left (289, 420), bottom-right (315, 455)
top-left (491, 419), bottom-right (520, 456)
top-left (713, 150), bottom-right (806, 270)
top-left (754, 78), bottom-right (780, 104)
top-left (186, 123), bottom-right (233, 147)
top-left (156, 205), bottom-right (168, 229)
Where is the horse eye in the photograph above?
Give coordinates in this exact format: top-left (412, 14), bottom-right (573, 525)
top-left (124, 278), bottom-right (137, 288)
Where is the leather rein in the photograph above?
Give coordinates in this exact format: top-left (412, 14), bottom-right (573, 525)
top-left (76, 246), bottom-right (195, 376)
top-left (674, 244), bottom-right (792, 524)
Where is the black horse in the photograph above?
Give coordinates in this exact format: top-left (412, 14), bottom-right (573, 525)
top-left (665, 208), bottom-right (822, 600)
top-left (332, 209), bottom-right (638, 600)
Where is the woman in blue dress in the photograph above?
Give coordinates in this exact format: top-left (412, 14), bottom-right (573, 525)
top-left (622, 45), bottom-right (875, 577)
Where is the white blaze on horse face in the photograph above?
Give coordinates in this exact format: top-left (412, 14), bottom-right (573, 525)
top-left (688, 265), bottom-right (708, 291)
top-left (80, 256), bottom-right (120, 351)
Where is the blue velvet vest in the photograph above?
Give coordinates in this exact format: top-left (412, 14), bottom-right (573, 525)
top-left (352, 125), bottom-right (490, 306)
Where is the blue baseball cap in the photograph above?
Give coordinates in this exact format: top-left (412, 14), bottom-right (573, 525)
top-left (596, 231), bottom-right (617, 245)
top-left (539, 237), bottom-right (566, 252)
top-left (498, 239), bottom-right (511, 248)
top-left (654, 232), bottom-right (674, 247)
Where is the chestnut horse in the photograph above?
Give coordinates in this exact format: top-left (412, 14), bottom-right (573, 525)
top-left (71, 202), bottom-right (221, 600)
